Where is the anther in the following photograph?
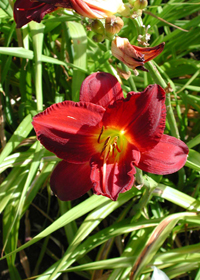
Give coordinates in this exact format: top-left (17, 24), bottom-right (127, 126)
top-left (100, 136), bottom-right (111, 157)
top-left (113, 136), bottom-right (121, 153)
top-left (98, 126), bottom-right (104, 143)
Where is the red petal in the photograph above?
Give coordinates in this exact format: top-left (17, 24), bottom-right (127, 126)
top-left (39, 0), bottom-right (72, 8)
top-left (90, 144), bottom-right (140, 201)
top-left (50, 160), bottom-right (92, 201)
top-left (133, 43), bottom-right (165, 62)
top-left (14, 0), bottom-right (56, 28)
top-left (80, 72), bottom-right (124, 108)
top-left (32, 101), bottom-right (105, 163)
top-left (70, 0), bottom-right (108, 18)
top-left (70, 0), bottom-right (95, 17)
top-left (136, 134), bottom-right (189, 175)
top-left (103, 84), bottom-right (166, 152)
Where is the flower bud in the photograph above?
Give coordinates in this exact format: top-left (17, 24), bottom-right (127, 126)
top-left (91, 19), bottom-right (104, 35)
top-left (105, 16), bottom-right (124, 36)
top-left (92, 34), bottom-right (104, 43)
top-left (131, 9), bottom-right (143, 18)
top-left (129, 0), bottom-right (148, 10)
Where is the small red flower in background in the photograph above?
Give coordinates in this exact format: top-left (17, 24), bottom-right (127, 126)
top-left (111, 37), bottom-right (165, 72)
top-left (32, 72), bottom-right (188, 201)
top-left (14, 0), bottom-right (125, 28)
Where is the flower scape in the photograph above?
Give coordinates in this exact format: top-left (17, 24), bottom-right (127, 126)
top-left (32, 72), bottom-right (189, 201)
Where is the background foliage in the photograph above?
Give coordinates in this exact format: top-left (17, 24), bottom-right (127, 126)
top-left (0, 0), bottom-right (200, 279)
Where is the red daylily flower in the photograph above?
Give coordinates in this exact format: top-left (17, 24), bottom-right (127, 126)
top-left (32, 72), bottom-right (189, 201)
top-left (111, 36), bottom-right (165, 72)
top-left (14, 0), bottom-right (125, 28)
top-left (14, 0), bottom-right (72, 28)
top-left (69, 0), bottom-right (125, 18)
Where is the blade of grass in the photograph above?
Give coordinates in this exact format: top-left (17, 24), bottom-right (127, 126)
top-left (0, 195), bottom-right (110, 261)
top-left (2, 142), bottom-right (44, 252)
top-left (0, 47), bottom-right (88, 73)
top-left (130, 212), bottom-right (199, 280)
top-left (0, 114), bottom-right (33, 165)
top-left (48, 189), bottom-right (138, 280)
top-left (67, 22), bottom-right (87, 101)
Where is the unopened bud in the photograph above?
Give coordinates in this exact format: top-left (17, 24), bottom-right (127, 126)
top-left (129, 0), bottom-right (148, 10)
top-left (92, 34), bottom-right (104, 43)
top-left (131, 9), bottom-right (143, 18)
top-left (91, 20), bottom-right (105, 35)
top-left (105, 16), bottom-right (124, 35)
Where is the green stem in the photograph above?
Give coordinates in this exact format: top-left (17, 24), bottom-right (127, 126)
top-left (146, 61), bottom-right (180, 138)
top-left (145, 61), bottom-right (166, 88)
top-left (133, 16), bottom-right (180, 139)
top-left (30, 22), bottom-right (45, 112)
top-left (122, 63), bottom-right (137, 91)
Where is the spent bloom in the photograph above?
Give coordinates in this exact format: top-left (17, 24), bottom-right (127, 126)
top-left (111, 36), bottom-right (165, 72)
top-left (14, 0), bottom-right (126, 28)
top-left (32, 72), bottom-right (188, 201)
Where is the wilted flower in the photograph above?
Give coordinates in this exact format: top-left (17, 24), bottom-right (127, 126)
top-left (14, 0), bottom-right (126, 28)
top-left (111, 36), bottom-right (165, 72)
top-left (32, 72), bottom-right (188, 201)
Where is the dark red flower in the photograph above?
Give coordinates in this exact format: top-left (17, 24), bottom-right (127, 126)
top-left (14, 0), bottom-right (66, 28)
top-left (14, 0), bottom-right (125, 28)
top-left (32, 72), bottom-right (189, 201)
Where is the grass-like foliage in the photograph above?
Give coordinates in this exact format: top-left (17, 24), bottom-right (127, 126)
top-left (0, 0), bottom-right (200, 279)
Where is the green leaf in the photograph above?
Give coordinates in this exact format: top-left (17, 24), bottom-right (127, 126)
top-left (0, 114), bottom-right (33, 165)
top-left (67, 22), bottom-right (87, 101)
top-left (185, 149), bottom-right (200, 172)
top-left (0, 0), bottom-right (13, 17)
top-left (0, 47), bottom-right (88, 73)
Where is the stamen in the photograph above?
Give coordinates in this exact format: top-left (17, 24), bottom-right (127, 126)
top-left (105, 145), bottom-right (111, 160)
top-left (98, 126), bottom-right (104, 143)
top-left (102, 161), bottom-right (107, 194)
top-left (104, 136), bottom-right (111, 146)
top-left (113, 136), bottom-right (121, 153)
top-left (100, 136), bottom-right (111, 157)
top-left (115, 143), bottom-right (121, 153)
top-left (112, 145), bottom-right (115, 158)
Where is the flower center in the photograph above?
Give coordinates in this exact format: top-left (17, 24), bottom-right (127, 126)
top-left (96, 127), bottom-right (128, 193)
top-left (97, 127), bottom-right (127, 162)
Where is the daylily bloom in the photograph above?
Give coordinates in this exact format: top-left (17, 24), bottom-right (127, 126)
top-left (32, 72), bottom-right (188, 201)
top-left (70, 0), bottom-right (126, 18)
top-left (14, 0), bottom-right (125, 28)
top-left (14, 0), bottom-right (68, 28)
top-left (111, 36), bottom-right (165, 72)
